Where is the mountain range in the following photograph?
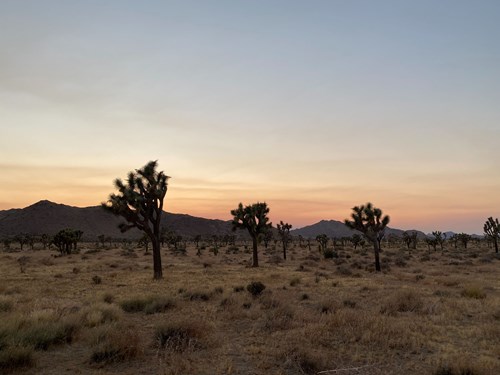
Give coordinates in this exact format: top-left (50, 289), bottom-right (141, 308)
top-left (0, 200), bottom-right (446, 241)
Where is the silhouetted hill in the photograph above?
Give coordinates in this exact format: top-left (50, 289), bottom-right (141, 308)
top-left (291, 219), bottom-right (427, 239)
top-left (0, 200), bottom-right (233, 240)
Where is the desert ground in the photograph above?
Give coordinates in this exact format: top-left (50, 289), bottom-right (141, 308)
top-left (0, 240), bottom-right (499, 374)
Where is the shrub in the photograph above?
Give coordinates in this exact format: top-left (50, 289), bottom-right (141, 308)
top-left (92, 276), bottom-right (102, 285)
top-left (120, 296), bottom-right (175, 314)
top-left (461, 287), bottom-right (486, 299)
top-left (81, 304), bottom-right (122, 327)
top-left (120, 297), bottom-right (148, 313)
top-left (233, 286), bottom-right (245, 293)
top-left (20, 319), bottom-right (78, 350)
top-left (322, 248), bottom-right (337, 259)
top-left (143, 297), bottom-right (175, 314)
top-left (380, 290), bottom-right (423, 315)
top-left (90, 324), bottom-right (140, 363)
top-left (0, 345), bottom-right (34, 371)
top-left (246, 282), bottom-right (266, 297)
top-left (0, 297), bottom-right (13, 312)
top-left (154, 320), bottom-right (210, 352)
top-left (102, 293), bottom-right (114, 304)
top-left (289, 278), bottom-right (301, 287)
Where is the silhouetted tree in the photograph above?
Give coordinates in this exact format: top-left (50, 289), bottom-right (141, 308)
top-left (263, 231), bottom-right (274, 249)
top-left (484, 217), bottom-right (499, 254)
top-left (138, 233), bottom-right (150, 253)
top-left (102, 160), bottom-right (169, 279)
top-left (231, 202), bottom-right (272, 267)
top-left (345, 203), bottom-right (390, 272)
top-left (431, 231), bottom-right (446, 250)
top-left (351, 234), bottom-right (363, 250)
top-left (14, 234), bottom-right (28, 251)
top-left (52, 228), bottom-right (83, 255)
top-left (193, 234), bottom-right (202, 250)
top-left (315, 234), bottom-right (329, 254)
top-left (277, 221), bottom-right (292, 260)
top-left (40, 234), bottom-right (50, 250)
top-left (457, 233), bottom-right (471, 249)
top-left (402, 231), bottom-right (418, 250)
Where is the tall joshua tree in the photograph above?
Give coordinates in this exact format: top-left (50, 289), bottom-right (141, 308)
top-left (231, 202), bottom-right (272, 267)
top-left (102, 160), bottom-right (169, 279)
top-left (277, 221), bottom-right (292, 260)
top-left (484, 217), bottom-right (499, 253)
top-left (345, 203), bottom-right (389, 272)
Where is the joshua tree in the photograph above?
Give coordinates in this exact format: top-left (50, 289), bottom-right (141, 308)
top-left (263, 230), bottom-right (274, 249)
top-left (52, 228), bottom-right (83, 255)
top-left (484, 217), bottom-right (499, 253)
top-left (431, 231), bottom-right (446, 250)
top-left (231, 202), bottom-right (272, 267)
top-left (402, 231), bottom-right (418, 250)
top-left (345, 203), bottom-right (390, 272)
top-left (277, 221), bottom-right (292, 260)
top-left (14, 234), bottom-right (28, 251)
top-left (315, 234), bottom-right (329, 254)
top-left (351, 234), bottom-right (363, 250)
top-left (102, 160), bottom-right (169, 280)
top-left (40, 234), bottom-right (50, 250)
top-left (138, 233), bottom-right (150, 253)
top-left (457, 233), bottom-right (472, 249)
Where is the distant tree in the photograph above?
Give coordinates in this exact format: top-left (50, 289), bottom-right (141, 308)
top-left (193, 234), bottom-right (202, 250)
top-left (402, 231), bottom-right (418, 250)
top-left (98, 234), bottom-right (107, 248)
top-left (345, 203), bottom-right (390, 272)
top-left (231, 202), bottom-right (272, 267)
top-left (40, 234), bottom-right (51, 250)
top-left (263, 230), bottom-right (274, 249)
top-left (26, 234), bottom-right (36, 250)
top-left (14, 234), bottom-right (28, 251)
top-left (102, 160), bottom-right (169, 280)
top-left (52, 228), bottom-right (83, 255)
top-left (431, 231), bottom-right (446, 250)
top-left (277, 221), bottom-right (292, 260)
top-left (425, 237), bottom-right (438, 252)
top-left (3, 238), bottom-right (11, 250)
top-left (298, 235), bottom-right (304, 248)
top-left (457, 233), bottom-right (472, 249)
top-left (484, 217), bottom-right (499, 254)
top-left (351, 234), bottom-right (363, 250)
top-left (210, 234), bottom-right (220, 255)
top-left (315, 234), bottom-right (329, 254)
top-left (138, 233), bottom-right (150, 253)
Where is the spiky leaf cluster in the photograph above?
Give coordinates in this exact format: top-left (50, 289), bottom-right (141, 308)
top-left (344, 203), bottom-right (390, 241)
top-left (102, 160), bottom-right (169, 234)
top-left (230, 202), bottom-right (272, 239)
top-left (484, 217), bottom-right (500, 239)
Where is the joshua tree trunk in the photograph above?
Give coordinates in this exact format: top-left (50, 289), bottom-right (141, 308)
top-left (252, 236), bottom-right (259, 267)
top-left (373, 240), bottom-right (381, 272)
top-left (283, 243), bottom-right (287, 260)
top-left (152, 236), bottom-right (162, 279)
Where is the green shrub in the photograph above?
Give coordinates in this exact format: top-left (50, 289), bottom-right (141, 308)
top-left (247, 282), bottom-right (266, 297)
top-left (120, 297), bottom-right (148, 313)
top-left (20, 320), bottom-right (77, 350)
top-left (120, 296), bottom-right (175, 314)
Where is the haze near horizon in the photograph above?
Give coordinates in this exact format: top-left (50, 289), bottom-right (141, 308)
top-left (1, 1), bottom-right (499, 233)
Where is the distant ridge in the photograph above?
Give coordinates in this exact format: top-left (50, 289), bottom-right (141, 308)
top-left (291, 219), bottom-right (427, 239)
top-left (0, 200), bottom-right (233, 240)
top-left (0, 200), bottom-right (443, 241)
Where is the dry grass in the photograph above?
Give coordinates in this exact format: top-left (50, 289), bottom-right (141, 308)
top-left (0, 241), bottom-right (499, 374)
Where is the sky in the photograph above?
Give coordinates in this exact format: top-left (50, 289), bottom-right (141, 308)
top-left (0, 0), bottom-right (499, 233)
